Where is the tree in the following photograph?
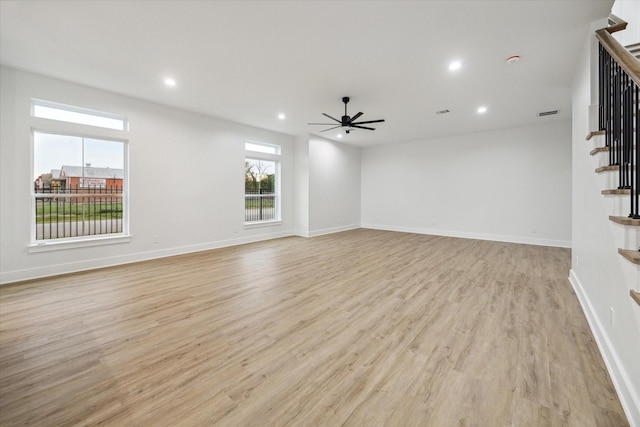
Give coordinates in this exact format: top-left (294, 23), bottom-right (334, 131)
top-left (245, 161), bottom-right (257, 193)
top-left (245, 159), bottom-right (274, 193)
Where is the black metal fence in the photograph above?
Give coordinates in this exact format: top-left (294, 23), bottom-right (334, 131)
top-left (245, 191), bottom-right (276, 222)
top-left (598, 41), bottom-right (640, 218)
top-left (34, 185), bottom-right (123, 240)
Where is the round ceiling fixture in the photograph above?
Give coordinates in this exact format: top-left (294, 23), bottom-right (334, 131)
top-left (506, 55), bottom-right (521, 64)
top-left (448, 61), bottom-right (462, 71)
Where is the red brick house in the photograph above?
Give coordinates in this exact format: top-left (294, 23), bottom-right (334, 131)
top-left (58, 165), bottom-right (123, 192)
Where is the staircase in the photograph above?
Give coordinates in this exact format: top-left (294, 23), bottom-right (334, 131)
top-left (571, 14), bottom-right (640, 426)
top-left (587, 130), bottom-right (640, 306)
top-left (628, 43), bottom-right (640, 60)
top-left (592, 14), bottom-right (640, 308)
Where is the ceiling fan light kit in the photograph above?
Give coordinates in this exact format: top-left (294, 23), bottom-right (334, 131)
top-left (308, 96), bottom-right (385, 135)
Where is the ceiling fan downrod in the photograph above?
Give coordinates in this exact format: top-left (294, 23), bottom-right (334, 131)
top-left (342, 97), bottom-right (350, 125)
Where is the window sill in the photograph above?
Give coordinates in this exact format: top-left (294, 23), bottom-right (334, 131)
top-left (28, 234), bottom-right (132, 253)
top-left (244, 220), bottom-right (282, 229)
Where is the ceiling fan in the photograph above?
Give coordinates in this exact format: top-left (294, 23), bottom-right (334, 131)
top-left (308, 97), bottom-right (385, 134)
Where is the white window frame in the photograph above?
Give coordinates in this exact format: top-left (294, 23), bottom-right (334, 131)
top-left (244, 141), bottom-right (281, 226)
top-left (29, 100), bottom-right (130, 252)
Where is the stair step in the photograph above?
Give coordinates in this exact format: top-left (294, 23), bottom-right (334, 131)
top-left (602, 188), bottom-right (631, 195)
top-left (596, 165), bottom-right (619, 173)
top-left (626, 43), bottom-right (640, 59)
top-left (586, 130), bottom-right (606, 140)
top-left (631, 290), bottom-right (640, 306)
top-left (609, 215), bottom-right (640, 225)
top-left (590, 146), bottom-right (609, 155)
top-left (590, 145), bottom-right (637, 156)
top-left (596, 165), bottom-right (638, 173)
top-left (619, 248), bottom-right (640, 264)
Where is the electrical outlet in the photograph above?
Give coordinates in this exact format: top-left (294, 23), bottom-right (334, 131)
top-left (532, 226), bottom-right (537, 234)
top-left (575, 255), bottom-right (579, 267)
top-left (153, 235), bottom-right (160, 243)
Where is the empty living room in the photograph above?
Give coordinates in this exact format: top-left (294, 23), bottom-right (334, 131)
top-left (1, 1), bottom-right (639, 426)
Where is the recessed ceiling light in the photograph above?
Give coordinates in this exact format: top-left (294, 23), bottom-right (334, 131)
top-left (164, 77), bottom-right (176, 87)
top-left (477, 106), bottom-right (488, 114)
top-left (449, 61), bottom-right (462, 71)
top-left (277, 113), bottom-right (286, 120)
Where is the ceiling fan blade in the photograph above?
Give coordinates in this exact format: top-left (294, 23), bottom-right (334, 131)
top-left (350, 112), bottom-right (363, 122)
top-left (308, 123), bottom-right (338, 125)
top-left (351, 119), bottom-right (385, 125)
top-left (320, 125), bottom-right (342, 132)
top-left (322, 113), bottom-right (341, 123)
top-left (351, 125), bottom-right (376, 131)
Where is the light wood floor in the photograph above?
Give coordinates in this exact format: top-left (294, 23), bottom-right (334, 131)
top-left (0, 229), bottom-right (628, 426)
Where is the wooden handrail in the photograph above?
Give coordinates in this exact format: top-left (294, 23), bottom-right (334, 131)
top-left (595, 15), bottom-right (640, 88)
top-left (605, 14), bottom-right (627, 34)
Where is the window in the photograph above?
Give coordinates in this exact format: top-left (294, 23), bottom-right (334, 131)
top-left (32, 99), bottom-right (128, 131)
top-left (245, 141), bottom-right (280, 224)
top-left (31, 100), bottom-right (128, 245)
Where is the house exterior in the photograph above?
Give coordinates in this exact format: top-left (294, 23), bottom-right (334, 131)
top-left (58, 165), bottom-right (124, 191)
top-left (34, 169), bottom-right (61, 192)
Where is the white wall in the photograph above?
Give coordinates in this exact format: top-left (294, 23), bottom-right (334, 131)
top-left (308, 136), bottom-right (361, 236)
top-left (570, 21), bottom-right (640, 426)
top-left (294, 134), bottom-right (310, 236)
top-left (0, 66), bottom-right (296, 283)
top-left (361, 121), bottom-right (572, 247)
top-left (612, 0), bottom-right (640, 47)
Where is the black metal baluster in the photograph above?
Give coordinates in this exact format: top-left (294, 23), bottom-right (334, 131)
top-left (635, 84), bottom-right (640, 219)
top-left (599, 44), bottom-right (604, 130)
top-left (615, 65), bottom-right (623, 188)
top-left (627, 74), bottom-right (635, 216)
top-left (622, 73), bottom-right (631, 191)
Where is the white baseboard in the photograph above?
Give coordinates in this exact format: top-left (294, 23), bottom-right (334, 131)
top-left (569, 269), bottom-right (640, 427)
top-left (360, 223), bottom-right (571, 248)
top-left (294, 229), bottom-right (310, 238)
top-left (308, 223), bottom-right (360, 237)
top-left (0, 230), bottom-right (295, 285)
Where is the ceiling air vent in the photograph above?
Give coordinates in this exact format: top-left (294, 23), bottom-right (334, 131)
top-left (538, 110), bottom-right (559, 117)
top-left (436, 109), bottom-right (450, 115)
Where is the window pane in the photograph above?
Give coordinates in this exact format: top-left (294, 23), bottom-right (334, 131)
top-left (84, 138), bottom-right (124, 169)
top-left (245, 159), bottom-right (275, 193)
top-left (32, 102), bottom-right (127, 131)
top-left (34, 133), bottom-right (82, 192)
top-left (245, 142), bottom-right (278, 155)
top-left (33, 131), bottom-right (126, 241)
top-left (245, 158), bottom-right (277, 223)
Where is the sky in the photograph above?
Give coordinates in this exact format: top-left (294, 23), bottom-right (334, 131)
top-left (34, 132), bottom-right (124, 180)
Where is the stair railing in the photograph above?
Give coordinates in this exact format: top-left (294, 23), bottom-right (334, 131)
top-left (597, 14), bottom-right (640, 218)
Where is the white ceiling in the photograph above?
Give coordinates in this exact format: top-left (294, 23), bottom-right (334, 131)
top-left (0, 0), bottom-right (613, 147)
